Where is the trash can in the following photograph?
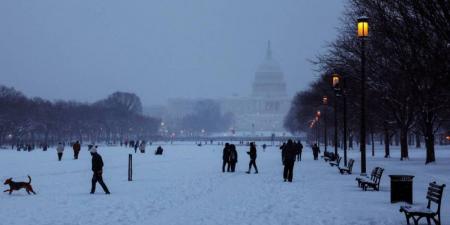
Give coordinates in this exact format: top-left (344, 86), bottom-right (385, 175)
top-left (389, 175), bottom-right (414, 204)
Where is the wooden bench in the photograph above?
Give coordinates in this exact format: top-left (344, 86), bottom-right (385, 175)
top-left (399, 182), bottom-right (445, 225)
top-left (356, 167), bottom-right (380, 187)
top-left (360, 167), bottom-right (384, 191)
top-left (329, 156), bottom-right (341, 167)
top-left (338, 159), bottom-right (354, 174)
top-left (323, 152), bottom-right (337, 162)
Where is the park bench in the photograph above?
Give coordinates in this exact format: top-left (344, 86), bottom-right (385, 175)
top-left (356, 167), bottom-right (380, 188)
top-left (360, 167), bottom-right (384, 191)
top-left (329, 156), bottom-right (341, 167)
top-left (323, 152), bottom-right (337, 162)
top-left (338, 159), bottom-right (354, 174)
top-left (399, 182), bottom-right (445, 225)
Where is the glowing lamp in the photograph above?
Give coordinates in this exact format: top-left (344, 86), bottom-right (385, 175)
top-left (357, 16), bottom-right (369, 38)
top-left (323, 96), bottom-right (328, 105)
top-left (332, 73), bottom-right (341, 89)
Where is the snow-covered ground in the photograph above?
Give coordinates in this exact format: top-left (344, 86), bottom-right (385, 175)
top-left (1, 143), bottom-right (449, 225)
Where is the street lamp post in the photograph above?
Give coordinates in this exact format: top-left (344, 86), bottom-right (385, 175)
top-left (322, 96), bottom-right (328, 153)
top-left (357, 16), bottom-right (369, 175)
top-left (316, 110), bottom-right (321, 145)
top-left (332, 73), bottom-right (348, 166)
top-left (343, 79), bottom-right (348, 166)
top-left (332, 75), bottom-right (339, 156)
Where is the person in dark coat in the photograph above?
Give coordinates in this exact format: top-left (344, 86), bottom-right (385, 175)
top-left (282, 139), bottom-right (297, 182)
top-left (312, 143), bottom-right (320, 160)
top-left (73, 141), bottom-right (81, 159)
top-left (296, 141), bottom-right (303, 161)
top-left (246, 142), bottom-right (258, 174)
top-left (222, 143), bottom-right (231, 172)
top-left (228, 144), bottom-right (238, 172)
top-left (89, 146), bottom-right (110, 194)
top-left (279, 142), bottom-right (286, 163)
top-left (155, 146), bottom-right (163, 155)
top-left (134, 141), bottom-right (139, 153)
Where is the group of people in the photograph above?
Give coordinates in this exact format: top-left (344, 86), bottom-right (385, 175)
top-left (54, 142), bottom-right (111, 194)
top-left (221, 142), bottom-right (259, 174)
top-left (55, 141), bottom-right (81, 161)
top-left (280, 140), bottom-right (303, 182)
top-left (222, 143), bottom-right (238, 172)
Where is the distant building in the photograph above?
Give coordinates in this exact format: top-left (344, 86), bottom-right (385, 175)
top-left (219, 41), bottom-right (290, 132)
top-left (145, 41), bottom-right (291, 133)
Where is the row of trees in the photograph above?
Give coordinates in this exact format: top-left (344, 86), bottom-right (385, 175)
top-left (0, 86), bottom-right (160, 146)
top-left (285, 0), bottom-right (450, 163)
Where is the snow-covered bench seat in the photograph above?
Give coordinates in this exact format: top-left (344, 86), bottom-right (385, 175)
top-left (329, 156), bottom-right (341, 167)
top-left (360, 167), bottom-right (384, 191)
top-left (356, 167), bottom-right (380, 187)
top-left (338, 159), bottom-right (354, 174)
top-left (399, 182), bottom-right (445, 225)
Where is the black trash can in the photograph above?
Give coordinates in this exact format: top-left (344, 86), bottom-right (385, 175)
top-left (389, 175), bottom-right (414, 204)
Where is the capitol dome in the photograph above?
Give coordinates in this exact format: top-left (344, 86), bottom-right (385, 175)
top-left (252, 41), bottom-right (287, 98)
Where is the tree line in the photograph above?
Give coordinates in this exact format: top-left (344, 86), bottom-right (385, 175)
top-left (285, 0), bottom-right (450, 163)
top-left (0, 86), bottom-right (160, 146)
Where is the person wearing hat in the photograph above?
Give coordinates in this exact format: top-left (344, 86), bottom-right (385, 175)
top-left (90, 146), bottom-right (110, 194)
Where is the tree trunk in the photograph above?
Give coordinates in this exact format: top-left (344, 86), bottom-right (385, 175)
top-left (349, 134), bottom-right (353, 149)
top-left (415, 133), bottom-right (421, 148)
top-left (400, 127), bottom-right (409, 160)
top-left (424, 122), bottom-right (435, 164)
top-left (384, 127), bottom-right (390, 158)
top-left (371, 128), bottom-right (375, 157)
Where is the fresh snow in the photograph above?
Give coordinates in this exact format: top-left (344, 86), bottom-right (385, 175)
top-left (1, 143), bottom-right (449, 225)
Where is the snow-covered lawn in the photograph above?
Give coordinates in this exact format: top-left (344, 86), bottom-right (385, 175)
top-left (1, 143), bottom-right (449, 225)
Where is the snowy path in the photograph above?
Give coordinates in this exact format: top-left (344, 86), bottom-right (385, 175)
top-left (0, 143), bottom-right (449, 225)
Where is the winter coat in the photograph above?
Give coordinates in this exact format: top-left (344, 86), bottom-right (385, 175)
top-left (56, 144), bottom-right (64, 153)
top-left (312, 146), bottom-right (320, 155)
top-left (283, 142), bottom-right (297, 162)
top-left (223, 146), bottom-right (231, 161)
top-left (73, 143), bottom-right (81, 151)
top-left (139, 143), bottom-right (146, 151)
top-left (297, 143), bottom-right (303, 154)
top-left (229, 148), bottom-right (238, 163)
top-left (248, 146), bottom-right (257, 160)
top-left (91, 153), bottom-right (104, 172)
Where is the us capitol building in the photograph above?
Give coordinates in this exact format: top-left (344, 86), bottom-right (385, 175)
top-left (147, 41), bottom-right (291, 133)
top-left (218, 41), bottom-right (290, 132)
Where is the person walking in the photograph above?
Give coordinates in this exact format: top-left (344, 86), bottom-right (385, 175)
top-left (246, 142), bottom-right (258, 174)
top-left (282, 139), bottom-right (297, 182)
top-left (139, 141), bottom-right (146, 153)
top-left (228, 144), bottom-right (238, 172)
top-left (222, 143), bottom-right (231, 172)
top-left (134, 141), bottom-right (139, 153)
top-left (73, 141), bottom-right (81, 159)
top-left (312, 143), bottom-right (320, 160)
top-left (90, 146), bottom-right (110, 194)
top-left (56, 142), bottom-right (64, 161)
top-left (296, 141), bottom-right (303, 161)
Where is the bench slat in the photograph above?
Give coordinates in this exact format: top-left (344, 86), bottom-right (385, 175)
top-left (428, 186), bottom-right (442, 193)
top-left (427, 190), bottom-right (442, 198)
top-left (426, 195), bottom-right (441, 204)
top-left (429, 182), bottom-right (445, 189)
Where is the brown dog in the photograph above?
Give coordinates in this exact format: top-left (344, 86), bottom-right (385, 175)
top-left (4, 175), bottom-right (36, 195)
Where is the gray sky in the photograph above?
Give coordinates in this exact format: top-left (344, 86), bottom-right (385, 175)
top-left (0, 0), bottom-right (344, 106)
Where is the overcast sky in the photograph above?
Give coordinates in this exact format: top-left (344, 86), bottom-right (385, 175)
top-left (0, 0), bottom-right (344, 106)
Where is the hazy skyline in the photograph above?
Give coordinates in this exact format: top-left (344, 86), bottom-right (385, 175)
top-left (0, 0), bottom-right (344, 106)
